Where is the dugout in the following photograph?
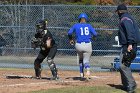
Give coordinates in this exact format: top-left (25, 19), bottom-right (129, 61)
top-left (111, 36), bottom-right (140, 71)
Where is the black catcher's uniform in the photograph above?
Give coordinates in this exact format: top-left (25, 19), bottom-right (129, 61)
top-left (32, 20), bottom-right (58, 80)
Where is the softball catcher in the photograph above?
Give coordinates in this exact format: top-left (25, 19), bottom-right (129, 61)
top-left (68, 13), bottom-right (97, 79)
top-left (31, 19), bottom-right (59, 80)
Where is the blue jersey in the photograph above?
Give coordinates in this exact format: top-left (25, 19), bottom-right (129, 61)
top-left (68, 23), bottom-right (97, 43)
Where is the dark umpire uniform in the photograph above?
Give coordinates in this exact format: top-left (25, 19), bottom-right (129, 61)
top-left (116, 4), bottom-right (140, 93)
top-left (32, 20), bottom-right (59, 80)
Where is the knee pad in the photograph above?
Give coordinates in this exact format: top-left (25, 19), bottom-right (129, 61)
top-left (47, 58), bottom-right (55, 70)
top-left (47, 58), bottom-right (53, 65)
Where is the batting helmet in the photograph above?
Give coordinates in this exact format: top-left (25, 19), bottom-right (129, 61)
top-left (78, 13), bottom-right (88, 22)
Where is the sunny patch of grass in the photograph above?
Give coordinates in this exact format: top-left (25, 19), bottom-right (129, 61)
top-left (26, 86), bottom-right (132, 93)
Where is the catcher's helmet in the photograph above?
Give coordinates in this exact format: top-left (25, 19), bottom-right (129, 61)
top-left (78, 13), bottom-right (88, 22)
top-left (36, 20), bottom-right (46, 29)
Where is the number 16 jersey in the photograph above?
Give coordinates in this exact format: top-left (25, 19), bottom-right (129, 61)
top-left (68, 23), bottom-right (97, 43)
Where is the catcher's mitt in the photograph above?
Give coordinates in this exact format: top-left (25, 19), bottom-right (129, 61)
top-left (31, 37), bottom-right (42, 49)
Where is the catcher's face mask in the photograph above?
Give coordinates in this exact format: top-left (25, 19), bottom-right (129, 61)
top-left (35, 26), bottom-right (45, 38)
top-left (36, 23), bottom-right (45, 35)
top-left (35, 20), bottom-right (47, 37)
top-left (36, 23), bottom-right (44, 29)
top-left (36, 19), bottom-right (46, 29)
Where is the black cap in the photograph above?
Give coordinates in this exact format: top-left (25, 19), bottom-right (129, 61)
top-left (116, 4), bottom-right (127, 12)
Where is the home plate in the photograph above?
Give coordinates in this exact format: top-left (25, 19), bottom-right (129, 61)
top-left (5, 74), bottom-right (33, 79)
top-left (90, 76), bottom-right (111, 79)
top-left (91, 76), bottom-right (101, 79)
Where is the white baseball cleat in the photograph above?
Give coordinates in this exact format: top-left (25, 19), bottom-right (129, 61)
top-left (85, 70), bottom-right (91, 80)
top-left (80, 73), bottom-right (84, 78)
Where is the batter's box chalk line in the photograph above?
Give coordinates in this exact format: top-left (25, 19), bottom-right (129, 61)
top-left (63, 75), bottom-right (112, 80)
top-left (91, 76), bottom-right (113, 79)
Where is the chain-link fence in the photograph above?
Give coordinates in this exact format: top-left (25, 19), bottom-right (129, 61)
top-left (0, 5), bottom-right (140, 70)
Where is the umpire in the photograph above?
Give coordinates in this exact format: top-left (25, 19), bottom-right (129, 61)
top-left (116, 4), bottom-right (140, 93)
top-left (31, 19), bottom-right (59, 80)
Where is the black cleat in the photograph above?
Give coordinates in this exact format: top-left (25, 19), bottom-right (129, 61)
top-left (50, 76), bottom-right (59, 81)
top-left (35, 68), bottom-right (42, 79)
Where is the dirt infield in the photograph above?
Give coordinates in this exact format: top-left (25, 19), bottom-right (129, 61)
top-left (0, 68), bottom-right (140, 93)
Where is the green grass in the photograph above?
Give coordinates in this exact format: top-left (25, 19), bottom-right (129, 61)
top-left (24, 86), bottom-right (140, 93)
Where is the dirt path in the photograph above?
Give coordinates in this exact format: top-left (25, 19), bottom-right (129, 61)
top-left (0, 69), bottom-right (140, 93)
